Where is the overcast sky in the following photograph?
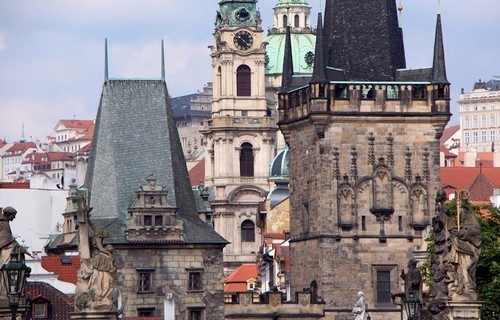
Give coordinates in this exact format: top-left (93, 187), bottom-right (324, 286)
top-left (1, 0), bottom-right (499, 143)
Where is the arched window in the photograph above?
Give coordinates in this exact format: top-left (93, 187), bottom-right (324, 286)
top-left (294, 14), bottom-right (299, 28)
top-left (236, 65), bottom-right (251, 96)
top-left (283, 15), bottom-right (288, 27)
top-left (217, 66), bottom-right (222, 97)
top-left (240, 142), bottom-right (254, 177)
top-left (241, 220), bottom-right (255, 242)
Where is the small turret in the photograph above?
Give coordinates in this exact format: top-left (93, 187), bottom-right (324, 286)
top-left (280, 25), bottom-right (294, 92)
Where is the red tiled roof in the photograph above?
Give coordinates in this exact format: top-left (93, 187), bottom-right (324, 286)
top-left (77, 143), bottom-right (92, 153)
top-left (41, 255), bottom-right (80, 284)
top-left (440, 167), bottom-right (500, 201)
top-left (5, 141), bottom-right (36, 154)
top-left (0, 139), bottom-right (6, 147)
top-left (440, 145), bottom-right (457, 158)
top-left (457, 152), bottom-right (494, 167)
top-left (23, 152), bottom-right (74, 165)
top-left (58, 119), bottom-right (94, 130)
top-left (224, 264), bottom-right (258, 293)
top-left (189, 158), bottom-right (205, 187)
top-left (440, 125), bottom-right (460, 144)
top-left (26, 281), bottom-right (73, 320)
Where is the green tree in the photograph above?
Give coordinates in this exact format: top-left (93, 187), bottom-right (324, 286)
top-left (476, 205), bottom-right (500, 320)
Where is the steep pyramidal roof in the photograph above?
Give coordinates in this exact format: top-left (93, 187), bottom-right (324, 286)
top-left (323, 0), bottom-right (406, 81)
top-left (85, 79), bottom-right (226, 244)
top-left (280, 26), bottom-right (294, 92)
top-left (310, 12), bottom-right (327, 83)
top-left (432, 14), bottom-right (448, 84)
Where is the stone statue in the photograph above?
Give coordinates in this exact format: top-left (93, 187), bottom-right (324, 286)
top-left (0, 206), bottom-right (27, 297)
top-left (74, 192), bottom-right (118, 312)
top-left (400, 258), bottom-right (423, 302)
top-left (351, 291), bottom-right (366, 320)
top-left (444, 191), bottom-right (481, 299)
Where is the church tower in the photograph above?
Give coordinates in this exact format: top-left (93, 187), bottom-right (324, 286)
top-left (204, 0), bottom-right (278, 273)
top-left (278, 0), bottom-right (450, 318)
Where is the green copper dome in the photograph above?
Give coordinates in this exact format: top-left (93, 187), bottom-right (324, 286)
top-left (275, 0), bottom-right (309, 7)
top-left (265, 33), bottom-right (316, 75)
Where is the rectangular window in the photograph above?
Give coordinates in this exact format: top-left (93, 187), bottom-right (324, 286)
top-left (386, 85), bottom-right (400, 99)
top-left (377, 270), bottom-right (392, 304)
top-left (155, 215), bottom-right (163, 226)
top-left (473, 116), bottom-right (478, 126)
top-left (372, 265), bottom-right (397, 306)
top-left (34, 303), bottom-right (47, 318)
top-left (464, 132), bottom-right (470, 144)
top-left (188, 271), bottom-right (202, 291)
top-left (464, 116), bottom-right (470, 128)
top-left (491, 131), bottom-right (495, 142)
top-left (398, 216), bottom-right (403, 231)
top-left (137, 270), bottom-right (154, 293)
top-left (481, 131), bottom-right (487, 142)
top-left (144, 215), bottom-right (152, 226)
top-left (188, 309), bottom-right (203, 320)
top-left (473, 132), bottom-right (478, 143)
top-left (482, 115), bottom-right (487, 127)
top-left (137, 308), bottom-right (155, 317)
top-left (361, 216), bottom-right (366, 231)
top-left (491, 115), bottom-right (495, 126)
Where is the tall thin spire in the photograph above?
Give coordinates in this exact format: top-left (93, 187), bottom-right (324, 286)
top-left (310, 12), bottom-right (327, 83)
top-left (20, 122), bottom-right (26, 143)
top-left (104, 38), bottom-right (109, 81)
top-left (432, 12), bottom-right (448, 83)
top-left (280, 25), bottom-right (294, 92)
top-left (161, 40), bottom-right (166, 81)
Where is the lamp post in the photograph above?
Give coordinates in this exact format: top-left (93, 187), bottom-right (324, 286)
top-left (403, 291), bottom-right (421, 320)
top-left (1, 250), bottom-right (31, 320)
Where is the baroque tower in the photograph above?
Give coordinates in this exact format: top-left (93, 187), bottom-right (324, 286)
top-left (278, 0), bottom-right (450, 318)
top-left (203, 0), bottom-right (278, 273)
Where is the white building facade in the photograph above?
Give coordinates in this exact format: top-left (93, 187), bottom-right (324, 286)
top-left (459, 77), bottom-right (500, 152)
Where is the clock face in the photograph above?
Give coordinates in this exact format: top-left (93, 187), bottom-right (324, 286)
top-left (233, 30), bottom-right (253, 51)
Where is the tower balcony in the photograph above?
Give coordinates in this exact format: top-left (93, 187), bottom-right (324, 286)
top-left (278, 82), bottom-right (451, 123)
top-left (204, 116), bottom-right (277, 131)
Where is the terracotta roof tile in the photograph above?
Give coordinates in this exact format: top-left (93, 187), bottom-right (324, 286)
top-left (5, 141), bottom-right (36, 153)
top-left (189, 158), bottom-right (205, 187)
top-left (440, 167), bottom-right (500, 201)
top-left (440, 125), bottom-right (460, 144)
top-left (26, 281), bottom-right (73, 320)
top-left (41, 255), bottom-right (80, 284)
top-left (58, 119), bottom-right (94, 130)
top-left (224, 264), bottom-right (258, 293)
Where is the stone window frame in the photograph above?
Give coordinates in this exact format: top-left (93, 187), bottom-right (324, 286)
top-left (137, 268), bottom-right (155, 294)
top-left (241, 219), bottom-right (255, 242)
top-left (186, 267), bottom-right (204, 292)
top-left (187, 307), bottom-right (204, 320)
top-left (137, 307), bottom-right (155, 317)
top-left (371, 264), bottom-right (398, 307)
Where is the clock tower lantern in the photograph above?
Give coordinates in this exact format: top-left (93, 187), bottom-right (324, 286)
top-left (203, 0), bottom-right (278, 274)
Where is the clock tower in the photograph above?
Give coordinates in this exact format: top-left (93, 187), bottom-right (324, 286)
top-left (203, 0), bottom-right (278, 274)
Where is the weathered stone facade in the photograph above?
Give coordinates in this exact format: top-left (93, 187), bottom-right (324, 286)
top-left (116, 246), bottom-right (224, 320)
top-left (277, 0), bottom-right (451, 317)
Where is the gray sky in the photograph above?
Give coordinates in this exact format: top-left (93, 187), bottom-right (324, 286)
top-left (1, 0), bottom-right (499, 143)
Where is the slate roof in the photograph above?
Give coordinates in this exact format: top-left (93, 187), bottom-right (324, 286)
top-left (323, 0), bottom-right (405, 81)
top-left (85, 80), bottom-right (226, 245)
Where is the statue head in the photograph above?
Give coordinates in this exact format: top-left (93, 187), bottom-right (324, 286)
top-left (357, 291), bottom-right (364, 298)
top-left (2, 206), bottom-right (17, 221)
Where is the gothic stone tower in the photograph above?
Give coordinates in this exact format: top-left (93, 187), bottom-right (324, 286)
top-left (203, 0), bottom-right (278, 273)
top-left (278, 0), bottom-right (450, 318)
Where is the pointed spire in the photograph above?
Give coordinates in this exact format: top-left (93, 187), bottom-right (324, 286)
top-left (161, 40), bottom-right (166, 81)
top-left (104, 38), bottom-right (109, 81)
top-left (432, 13), bottom-right (448, 83)
top-left (310, 12), bottom-right (328, 83)
top-left (20, 122), bottom-right (26, 143)
top-left (280, 25), bottom-right (294, 92)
